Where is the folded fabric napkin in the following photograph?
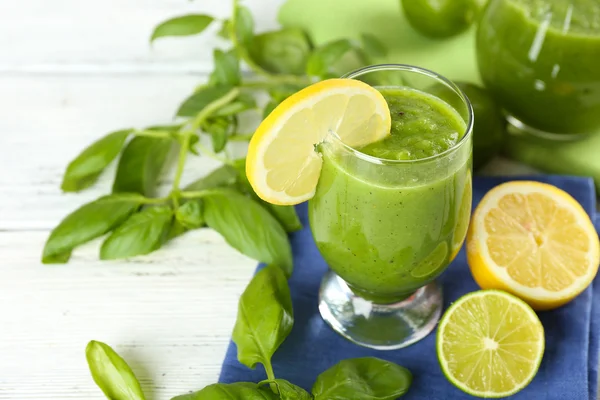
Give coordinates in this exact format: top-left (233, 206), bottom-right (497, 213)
top-left (219, 176), bottom-right (599, 400)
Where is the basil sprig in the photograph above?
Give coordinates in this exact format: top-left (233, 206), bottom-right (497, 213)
top-left (43, 0), bottom-right (387, 266)
top-left (85, 267), bottom-right (412, 399)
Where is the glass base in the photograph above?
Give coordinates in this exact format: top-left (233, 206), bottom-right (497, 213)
top-left (318, 271), bottom-right (442, 350)
top-left (506, 114), bottom-right (588, 142)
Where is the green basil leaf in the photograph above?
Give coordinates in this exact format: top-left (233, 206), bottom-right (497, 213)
top-left (263, 204), bottom-right (302, 233)
top-left (260, 379), bottom-right (312, 400)
top-left (86, 340), bottom-right (146, 400)
top-left (204, 189), bottom-right (293, 275)
top-left (234, 5), bottom-right (254, 46)
top-left (150, 14), bottom-right (214, 42)
top-left (311, 357), bottom-right (412, 400)
top-left (177, 85), bottom-right (233, 117)
top-left (233, 159), bottom-right (302, 232)
top-left (61, 129), bottom-right (131, 192)
top-left (269, 84), bottom-right (305, 103)
top-left (214, 93), bottom-right (256, 117)
top-left (183, 165), bottom-right (238, 192)
top-left (100, 206), bottom-right (173, 260)
top-left (171, 382), bottom-right (277, 400)
top-left (217, 19), bottom-right (232, 39)
top-left (233, 264), bottom-right (293, 370)
top-left (42, 194), bottom-right (143, 264)
top-left (147, 124), bottom-right (183, 132)
top-left (165, 219), bottom-right (188, 243)
top-left (201, 117), bottom-right (230, 153)
top-left (263, 100), bottom-right (279, 119)
top-left (113, 136), bottom-right (174, 197)
top-left (360, 33), bottom-right (387, 58)
top-left (210, 49), bottom-right (240, 86)
top-left (249, 28), bottom-right (312, 75)
top-left (188, 133), bottom-right (201, 155)
top-left (175, 201), bottom-right (204, 229)
top-left (306, 39), bottom-right (353, 78)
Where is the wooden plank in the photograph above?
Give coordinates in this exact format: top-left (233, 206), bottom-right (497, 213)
top-left (0, 0), bottom-right (283, 72)
top-left (0, 230), bottom-right (255, 399)
top-left (0, 75), bottom-right (253, 230)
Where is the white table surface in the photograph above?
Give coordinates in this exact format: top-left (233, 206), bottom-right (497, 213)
top-left (0, 1), bottom-right (570, 399)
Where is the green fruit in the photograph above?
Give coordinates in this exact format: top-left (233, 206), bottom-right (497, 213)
top-left (401, 0), bottom-right (487, 38)
top-left (457, 82), bottom-right (506, 170)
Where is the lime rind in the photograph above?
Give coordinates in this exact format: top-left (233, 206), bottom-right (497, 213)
top-left (436, 289), bottom-right (545, 398)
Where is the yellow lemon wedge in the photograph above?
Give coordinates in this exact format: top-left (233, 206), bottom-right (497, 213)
top-left (437, 290), bottom-right (544, 398)
top-left (467, 181), bottom-right (600, 310)
top-left (246, 79), bottom-right (391, 205)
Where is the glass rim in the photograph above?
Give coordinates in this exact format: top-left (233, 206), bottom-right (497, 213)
top-left (327, 63), bottom-right (474, 165)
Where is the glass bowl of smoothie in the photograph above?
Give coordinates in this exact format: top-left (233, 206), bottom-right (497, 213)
top-left (310, 64), bottom-right (473, 349)
top-left (477, 0), bottom-right (600, 139)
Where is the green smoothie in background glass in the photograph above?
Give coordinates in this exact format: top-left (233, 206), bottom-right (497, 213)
top-left (312, 65), bottom-right (473, 350)
top-left (477, 0), bottom-right (600, 137)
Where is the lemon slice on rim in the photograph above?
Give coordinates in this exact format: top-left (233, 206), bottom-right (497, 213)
top-left (246, 79), bottom-right (391, 205)
top-left (467, 181), bottom-right (600, 310)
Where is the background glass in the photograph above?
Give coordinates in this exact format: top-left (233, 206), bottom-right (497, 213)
top-left (309, 64), bottom-right (473, 350)
top-left (477, 0), bottom-right (600, 140)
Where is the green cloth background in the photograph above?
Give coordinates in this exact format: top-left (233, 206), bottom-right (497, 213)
top-left (279, 0), bottom-right (600, 193)
top-left (279, 0), bottom-right (480, 83)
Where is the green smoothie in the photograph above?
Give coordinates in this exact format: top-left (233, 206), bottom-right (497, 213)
top-left (477, 0), bottom-right (600, 135)
top-left (308, 87), bottom-right (472, 303)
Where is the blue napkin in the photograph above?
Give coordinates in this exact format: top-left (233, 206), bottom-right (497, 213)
top-left (219, 176), bottom-right (599, 400)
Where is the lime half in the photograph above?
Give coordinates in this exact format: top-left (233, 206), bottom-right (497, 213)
top-left (437, 290), bottom-right (544, 398)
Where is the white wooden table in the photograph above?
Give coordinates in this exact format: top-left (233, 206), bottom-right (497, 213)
top-left (0, 1), bottom-right (287, 398)
top-left (0, 0), bottom-right (576, 399)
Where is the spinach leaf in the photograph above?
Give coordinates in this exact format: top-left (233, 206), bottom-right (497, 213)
top-left (112, 136), bottom-right (174, 197)
top-left (233, 159), bottom-right (302, 232)
top-left (183, 165), bottom-right (238, 192)
top-left (177, 85), bottom-right (234, 117)
top-left (360, 33), bottom-right (387, 58)
top-left (100, 206), bottom-right (173, 260)
top-left (234, 5), bottom-right (254, 46)
top-left (172, 382), bottom-right (276, 400)
top-left (175, 201), bottom-right (204, 229)
top-left (306, 39), bottom-right (353, 78)
top-left (261, 379), bottom-right (312, 400)
top-left (210, 49), bottom-right (240, 86)
top-left (311, 357), bottom-right (412, 400)
top-left (61, 129), bottom-right (131, 192)
top-left (203, 189), bottom-right (293, 275)
top-left (151, 14), bottom-right (214, 42)
top-left (232, 265), bottom-right (293, 372)
top-left (42, 194), bottom-right (143, 264)
top-left (85, 340), bottom-right (146, 400)
top-left (249, 28), bottom-right (312, 75)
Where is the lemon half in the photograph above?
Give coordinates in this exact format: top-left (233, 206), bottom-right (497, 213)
top-left (467, 181), bottom-right (600, 310)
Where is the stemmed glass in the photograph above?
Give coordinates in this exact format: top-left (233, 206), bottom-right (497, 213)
top-left (309, 64), bottom-right (473, 349)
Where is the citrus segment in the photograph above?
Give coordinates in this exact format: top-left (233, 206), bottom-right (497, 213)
top-left (467, 181), bottom-right (600, 310)
top-left (247, 79), bottom-right (391, 205)
top-left (437, 290), bottom-right (544, 398)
